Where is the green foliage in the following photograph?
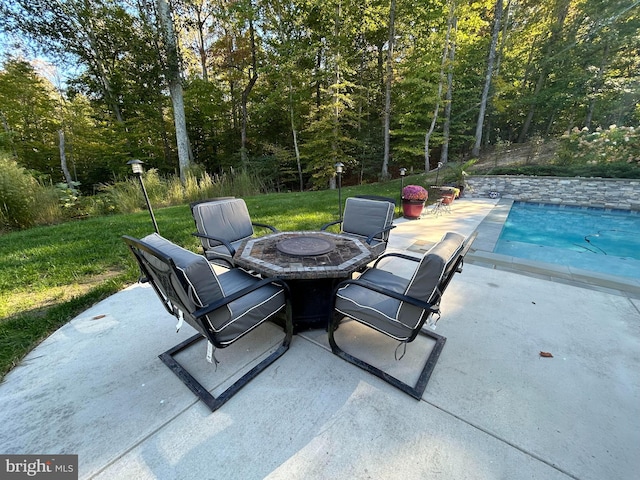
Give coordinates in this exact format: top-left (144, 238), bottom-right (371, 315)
top-left (0, 154), bottom-right (48, 229)
top-left (441, 159), bottom-right (478, 185)
top-left (485, 162), bottom-right (640, 179)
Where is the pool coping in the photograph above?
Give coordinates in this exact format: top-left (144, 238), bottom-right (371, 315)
top-left (466, 198), bottom-right (640, 299)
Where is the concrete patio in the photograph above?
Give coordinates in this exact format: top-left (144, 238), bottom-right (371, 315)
top-left (1, 199), bottom-right (639, 479)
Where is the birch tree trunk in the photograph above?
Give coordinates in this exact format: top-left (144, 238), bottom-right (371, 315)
top-left (440, 16), bottom-right (457, 166)
top-left (289, 78), bottom-right (303, 192)
top-left (381, 0), bottom-right (396, 180)
top-left (58, 130), bottom-right (74, 187)
top-left (157, 0), bottom-right (192, 182)
top-left (425, 6), bottom-right (453, 172)
top-left (472, 0), bottom-right (503, 158)
top-left (241, 15), bottom-right (258, 167)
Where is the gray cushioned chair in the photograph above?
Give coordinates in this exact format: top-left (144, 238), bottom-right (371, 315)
top-left (328, 231), bottom-right (476, 399)
top-left (191, 198), bottom-right (278, 267)
top-left (123, 233), bottom-right (292, 412)
top-left (321, 196), bottom-right (396, 258)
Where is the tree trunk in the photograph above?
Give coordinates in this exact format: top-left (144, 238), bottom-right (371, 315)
top-left (0, 110), bottom-right (18, 157)
top-left (288, 77), bottom-right (303, 192)
top-left (84, 17), bottom-right (123, 124)
top-left (440, 16), bottom-right (457, 166)
top-left (58, 130), bottom-right (74, 186)
top-left (425, 5), bottom-right (453, 172)
top-left (585, 41), bottom-right (609, 129)
top-left (241, 15), bottom-right (258, 167)
top-left (381, 0), bottom-right (396, 180)
top-left (518, 0), bottom-right (570, 143)
top-left (157, 0), bottom-right (192, 182)
top-left (472, 0), bottom-right (503, 158)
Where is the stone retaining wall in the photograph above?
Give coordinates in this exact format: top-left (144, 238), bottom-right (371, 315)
top-left (466, 176), bottom-right (640, 210)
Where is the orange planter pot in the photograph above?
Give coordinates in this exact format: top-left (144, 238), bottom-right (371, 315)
top-left (402, 199), bottom-right (425, 219)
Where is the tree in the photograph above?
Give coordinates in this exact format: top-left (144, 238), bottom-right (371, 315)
top-left (0, 59), bottom-right (59, 175)
top-left (156, 0), bottom-right (193, 181)
top-left (472, 0), bottom-right (503, 158)
top-left (425, 3), bottom-right (455, 171)
top-left (381, 0), bottom-right (396, 180)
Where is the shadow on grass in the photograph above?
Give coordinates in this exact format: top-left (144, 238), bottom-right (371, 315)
top-left (0, 275), bottom-right (131, 379)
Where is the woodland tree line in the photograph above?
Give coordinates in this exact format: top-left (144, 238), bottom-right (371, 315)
top-left (0, 0), bottom-right (638, 193)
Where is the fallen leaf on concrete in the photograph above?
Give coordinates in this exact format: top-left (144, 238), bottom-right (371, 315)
top-left (92, 314), bottom-right (106, 320)
top-left (539, 351), bottom-right (553, 358)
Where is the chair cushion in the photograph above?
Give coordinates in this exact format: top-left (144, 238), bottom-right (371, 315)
top-left (203, 240), bottom-right (244, 261)
top-left (404, 232), bottom-right (465, 302)
top-left (335, 232), bottom-right (466, 341)
top-left (335, 268), bottom-right (414, 341)
top-left (397, 232), bottom-right (465, 329)
top-left (141, 233), bottom-right (226, 319)
top-left (209, 269), bottom-right (286, 345)
top-left (137, 234), bottom-right (285, 346)
top-left (192, 199), bottom-right (254, 249)
top-left (342, 197), bottom-right (395, 242)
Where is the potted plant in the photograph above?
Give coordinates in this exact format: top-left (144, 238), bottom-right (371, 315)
top-left (444, 159), bottom-right (477, 195)
top-left (402, 185), bottom-right (428, 219)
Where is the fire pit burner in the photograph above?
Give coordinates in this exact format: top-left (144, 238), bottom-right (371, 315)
top-left (277, 236), bottom-right (336, 256)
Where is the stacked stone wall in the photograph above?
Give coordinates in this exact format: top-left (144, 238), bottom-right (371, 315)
top-left (466, 176), bottom-right (640, 210)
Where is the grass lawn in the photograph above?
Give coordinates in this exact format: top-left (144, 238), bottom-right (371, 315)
top-left (0, 179), bottom-right (422, 378)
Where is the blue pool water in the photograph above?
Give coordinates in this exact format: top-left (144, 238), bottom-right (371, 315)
top-left (494, 202), bottom-right (640, 280)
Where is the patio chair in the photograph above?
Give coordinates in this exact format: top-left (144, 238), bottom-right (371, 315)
top-left (321, 196), bottom-right (396, 258)
top-left (191, 198), bottom-right (278, 267)
top-left (328, 231), bottom-right (476, 399)
top-left (429, 192), bottom-right (455, 216)
top-left (123, 233), bottom-right (293, 412)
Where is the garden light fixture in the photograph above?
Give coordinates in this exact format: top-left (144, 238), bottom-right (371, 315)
top-left (335, 162), bottom-right (344, 219)
top-left (127, 159), bottom-right (159, 234)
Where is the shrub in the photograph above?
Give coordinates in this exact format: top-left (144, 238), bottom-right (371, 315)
top-left (557, 125), bottom-right (640, 166)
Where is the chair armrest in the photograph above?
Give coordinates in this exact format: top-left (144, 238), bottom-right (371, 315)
top-left (364, 225), bottom-right (396, 245)
top-left (372, 251), bottom-right (420, 269)
top-left (191, 232), bottom-right (236, 256)
top-left (192, 277), bottom-right (290, 319)
top-left (320, 219), bottom-right (342, 231)
top-left (252, 222), bottom-right (279, 233)
top-left (334, 278), bottom-right (438, 314)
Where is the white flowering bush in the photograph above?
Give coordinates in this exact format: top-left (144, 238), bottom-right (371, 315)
top-left (558, 125), bottom-right (640, 166)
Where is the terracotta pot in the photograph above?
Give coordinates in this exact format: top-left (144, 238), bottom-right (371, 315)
top-left (402, 199), bottom-right (425, 219)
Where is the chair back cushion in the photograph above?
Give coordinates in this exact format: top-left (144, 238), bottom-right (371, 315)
top-left (404, 232), bottom-right (465, 301)
top-left (135, 234), bottom-right (228, 326)
top-left (342, 197), bottom-right (395, 242)
top-left (192, 198), bottom-right (254, 249)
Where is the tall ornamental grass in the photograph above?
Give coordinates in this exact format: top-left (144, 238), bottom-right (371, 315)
top-left (0, 155), bottom-right (64, 229)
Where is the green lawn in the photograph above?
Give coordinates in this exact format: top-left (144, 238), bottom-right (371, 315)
top-left (0, 179), bottom-right (416, 378)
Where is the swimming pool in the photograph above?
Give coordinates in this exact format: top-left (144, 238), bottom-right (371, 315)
top-left (494, 202), bottom-right (640, 280)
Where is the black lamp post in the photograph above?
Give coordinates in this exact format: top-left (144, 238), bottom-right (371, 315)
top-left (435, 161), bottom-right (443, 186)
top-left (335, 162), bottom-right (344, 219)
top-left (127, 159), bottom-right (159, 234)
top-left (399, 167), bottom-right (407, 216)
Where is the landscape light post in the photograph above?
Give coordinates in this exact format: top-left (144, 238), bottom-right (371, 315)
top-left (127, 159), bottom-right (159, 234)
top-left (399, 167), bottom-right (407, 217)
top-left (335, 162), bottom-right (344, 219)
top-left (435, 161), bottom-right (443, 186)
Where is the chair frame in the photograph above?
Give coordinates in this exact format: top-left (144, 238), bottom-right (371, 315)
top-left (123, 235), bottom-right (293, 412)
top-left (328, 233), bottom-right (476, 399)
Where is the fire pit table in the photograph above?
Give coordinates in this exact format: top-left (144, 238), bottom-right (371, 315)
top-left (233, 231), bottom-right (376, 332)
